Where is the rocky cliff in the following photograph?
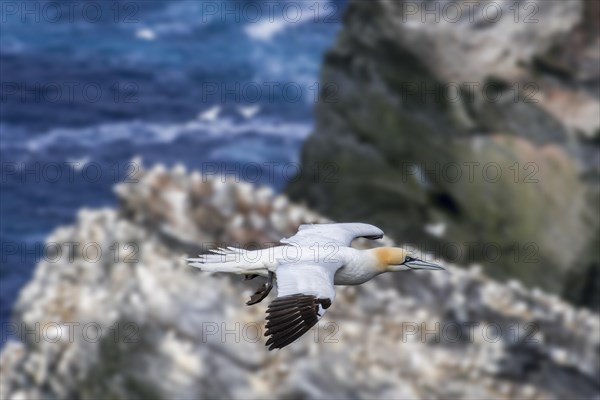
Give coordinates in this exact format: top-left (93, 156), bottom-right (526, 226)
top-left (287, 0), bottom-right (600, 305)
top-left (1, 164), bottom-right (599, 399)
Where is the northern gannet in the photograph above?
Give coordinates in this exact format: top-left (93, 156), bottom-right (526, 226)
top-left (188, 223), bottom-right (444, 350)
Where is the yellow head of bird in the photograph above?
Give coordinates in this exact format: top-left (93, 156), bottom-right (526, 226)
top-left (372, 247), bottom-right (445, 272)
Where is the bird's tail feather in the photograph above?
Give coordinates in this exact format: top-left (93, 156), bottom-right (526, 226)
top-left (188, 247), bottom-right (261, 274)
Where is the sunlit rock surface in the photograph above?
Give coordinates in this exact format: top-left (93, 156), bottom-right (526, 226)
top-left (1, 165), bottom-right (598, 399)
top-left (287, 0), bottom-right (600, 305)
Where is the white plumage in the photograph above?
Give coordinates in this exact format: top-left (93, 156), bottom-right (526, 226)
top-left (187, 222), bottom-right (444, 350)
top-left (281, 222), bottom-right (384, 247)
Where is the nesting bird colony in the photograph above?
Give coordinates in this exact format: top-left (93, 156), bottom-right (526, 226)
top-left (1, 163), bottom-right (598, 399)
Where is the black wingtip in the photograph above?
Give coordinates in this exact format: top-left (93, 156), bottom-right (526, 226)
top-left (263, 294), bottom-right (331, 350)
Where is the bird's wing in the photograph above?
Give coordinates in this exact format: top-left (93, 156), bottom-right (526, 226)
top-left (280, 222), bottom-right (384, 247)
top-left (264, 258), bottom-right (343, 350)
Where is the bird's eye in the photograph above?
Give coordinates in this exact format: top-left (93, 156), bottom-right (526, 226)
top-left (405, 256), bottom-right (413, 263)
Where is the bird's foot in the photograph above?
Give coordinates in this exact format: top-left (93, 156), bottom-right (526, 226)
top-left (246, 271), bottom-right (274, 305)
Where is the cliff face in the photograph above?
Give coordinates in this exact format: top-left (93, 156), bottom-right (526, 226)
top-left (1, 165), bottom-right (599, 399)
top-left (287, 0), bottom-right (600, 302)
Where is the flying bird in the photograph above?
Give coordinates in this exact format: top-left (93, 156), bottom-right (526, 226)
top-left (188, 223), bottom-right (444, 350)
top-left (237, 105), bottom-right (261, 119)
top-left (197, 105), bottom-right (221, 122)
top-left (135, 28), bottom-right (156, 41)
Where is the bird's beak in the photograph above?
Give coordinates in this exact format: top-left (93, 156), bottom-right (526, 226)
top-left (405, 259), bottom-right (445, 271)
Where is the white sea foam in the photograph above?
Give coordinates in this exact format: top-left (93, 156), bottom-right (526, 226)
top-left (66, 157), bottom-right (91, 171)
top-left (22, 118), bottom-right (311, 153)
top-left (244, 1), bottom-right (325, 41)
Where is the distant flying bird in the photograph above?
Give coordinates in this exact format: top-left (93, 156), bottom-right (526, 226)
top-left (135, 28), bottom-right (156, 41)
top-left (425, 222), bottom-right (447, 238)
top-left (188, 223), bottom-right (444, 350)
top-left (237, 105), bottom-right (261, 119)
top-left (197, 105), bottom-right (221, 122)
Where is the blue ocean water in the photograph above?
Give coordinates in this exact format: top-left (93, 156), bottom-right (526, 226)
top-left (0, 0), bottom-right (346, 342)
